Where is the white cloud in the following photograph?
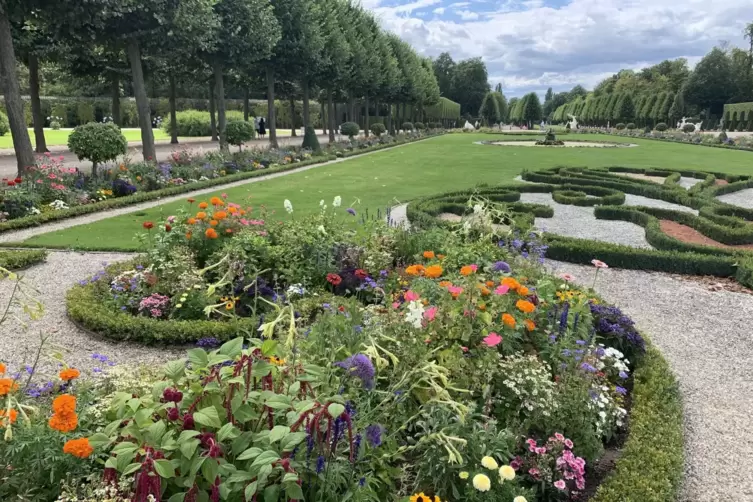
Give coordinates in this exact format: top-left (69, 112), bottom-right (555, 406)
top-left (433, 7), bottom-right (445, 14)
top-left (369, 0), bottom-right (751, 97)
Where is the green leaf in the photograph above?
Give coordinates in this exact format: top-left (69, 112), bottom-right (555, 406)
top-left (284, 481), bottom-right (304, 501)
top-left (117, 449), bottom-right (136, 473)
top-left (180, 439), bottom-right (200, 459)
top-left (207, 354), bottom-right (232, 367)
top-left (250, 450), bottom-right (280, 469)
top-left (282, 473), bottom-right (299, 484)
top-left (168, 494), bottom-right (186, 502)
top-left (194, 406), bottom-right (222, 429)
top-left (260, 339), bottom-right (277, 356)
top-left (177, 430), bottom-right (201, 442)
top-left (264, 394), bottom-right (292, 410)
top-left (88, 432), bottom-right (111, 448)
top-left (227, 471), bottom-right (255, 483)
top-left (201, 458), bottom-right (219, 483)
top-left (288, 381), bottom-right (301, 395)
top-left (164, 359), bottom-right (186, 381)
top-left (219, 337), bottom-right (244, 358)
top-left (187, 348), bottom-right (209, 368)
top-left (263, 485), bottom-right (280, 502)
top-left (269, 425), bottom-right (290, 444)
top-left (105, 457), bottom-right (117, 469)
top-left (328, 403), bottom-right (345, 418)
top-left (122, 462), bottom-right (142, 476)
top-left (236, 447), bottom-right (263, 461)
top-left (217, 422), bottom-right (240, 442)
top-left (244, 481), bottom-right (258, 500)
top-left (147, 420), bottom-right (167, 443)
top-left (280, 432), bottom-right (307, 452)
top-left (153, 459), bottom-right (175, 479)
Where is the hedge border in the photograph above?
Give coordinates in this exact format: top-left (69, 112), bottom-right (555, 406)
top-left (0, 133), bottom-right (443, 235)
top-left (575, 129), bottom-right (753, 154)
top-left (0, 249), bottom-right (47, 270)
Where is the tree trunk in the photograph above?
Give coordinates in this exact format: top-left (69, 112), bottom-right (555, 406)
top-left (0, 9), bottom-right (34, 174)
top-left (387, 103), bottom-right (393, 135)
top-left (243, 88), bottom-right (250, 121)
top-left (302, 78), bottom-right (311, 128)
top-left (347, 93), bottom-right (355, 122)
top-left (213, 60), bottom-right (227, 151)
top-left (364, 95), bottom-right (369, 137)
top-left (321, 96), bottom-right (327, 135)
top-left (209, 80), bottom-right (218, 141)
top-left (111, 73), bottom-right (121, 126)
top-left (28, 54), bottom-right (47, 153)
top-left (168, 72), bottom-right (178, 144)
top-left (266, 67), bottom-right (278, 148)
top-left (126, 39), bottom-right (155, 161)
top-left (327, 89), bottom-right (335, 143)
top-left (289, 96), bottom-right (297, 137)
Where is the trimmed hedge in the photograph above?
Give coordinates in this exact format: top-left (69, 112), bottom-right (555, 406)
top-left (591, 344), bottom-right (683, 502)
top-left (0, 249), bottom-right (47, 270)
top-left (551, 186), bottom-right (625, 206)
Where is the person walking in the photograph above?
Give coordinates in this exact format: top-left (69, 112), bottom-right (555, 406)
top-left (259, 117), bottom-right (266, 138)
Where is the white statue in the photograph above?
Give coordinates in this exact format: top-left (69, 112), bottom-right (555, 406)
top-left (463, 120), bottom-right (475, 131)
top-left (567, 114), bottom-right (578, 129)
top-left (677, 117), bottom-right (702, 133)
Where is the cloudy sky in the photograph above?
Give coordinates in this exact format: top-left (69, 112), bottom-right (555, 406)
top-left (363, 0), bottom-right (753, 97)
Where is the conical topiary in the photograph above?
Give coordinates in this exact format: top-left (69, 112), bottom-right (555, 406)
top-left (302, 126), bottom-right (320, 153)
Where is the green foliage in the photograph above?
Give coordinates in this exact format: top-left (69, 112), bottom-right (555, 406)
top-left (339, 121), bottom-right (360, 138)
top-left (522, 92), bottom-right (542, 124)
top-left (655, 122), bottom-right (668, 131)
top-left (615, 123), bottom-right (626, 130)
top-left (369, 122), bottom-right (386, 137)
top-left (626, 122), bottom-right (636, 130)
top-left (682, 123), bottom-right (696, 133)
top-left (0, 250), bottom-right (47, 270)
top-left (684, 47), bottom-right (735, 115)
top-left (402, 121), bottom-right (414, 131)
top-left (415, 121), bottom-right (425, 130)
top-left (67, 122), bottom-right (127, 173)
top-left (225, 120), bottom-right (255, 150)
top-left (76, 102), bottom-right (95, 124)
top-left (302, 125), bottom-right (321, 152)
top-left (163, 110), bottom-right (245, 137)
top-left (0, 111), bottom-right (9, 136)
top-left (479, 91), bottom-right (500, 125)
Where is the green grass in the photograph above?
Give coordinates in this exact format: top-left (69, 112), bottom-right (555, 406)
top-left (0, 128), bottom-right (171, 149)
top-left (21, 133), bottom-right (753, 250)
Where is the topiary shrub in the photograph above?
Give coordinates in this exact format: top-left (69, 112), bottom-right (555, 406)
top-left (402, 122), bottom-right (414, 131)
top-left (225, 120), bottom-right (254, 151)
top-left (0, 111), bottom-right (8, 136)
top-left (340, 121), bottom-right (360, 139)
top-left (415, 122), bottom-right (425, 130)
top-left (682, 123), bottom-right (696, 133)
top-left (162, 110), bottom-right (244, 136)
top-left (655, 122), bottom-right (668, 132)
top-left (370, 122), bottom-right (386, 137)
top-left (718, 131), bottom-right (728, 143)
top-left (615, 123), bottom-right (626, 130)
top-left (67, 122), bottom-right (127, 176)
top-left (302, 125), bottom-right (321, 152)
top-left (626, 123), bottom-right (636, 130)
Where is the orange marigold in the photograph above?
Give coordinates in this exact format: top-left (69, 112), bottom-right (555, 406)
top-left (49, 412), bottom-right (78, 432)
top-left (516, 300), bottom-right (536, 314)
top-left (196, 211), bottom-right (207, 220)
top-left (0, 378), bottom-right (18, 396)
top-left (228, 206), bottom-right (238, 214)
top-left (187, 217), bottom-right (197, 225)
top-left (59, 368), bottom-right (80, 381)
top-left (0, 362), bottom-right (5, 374)
top-left (209, 219), bottom-right (219, 226)
top-left (198, 202), bottom-right (209, 209)
top-left (63, 438), bottom-right (93, 458)
top-left (423, 251), bottom-right (435, 259)
top-left (186, 232), bottom-right (192, 240)
top-left (460, 265), bottom-right (475, 276)
top-left (502, 313), bottom-right (516, 328)
top-left (205, 228), bottom-right (218, 239)
top-left (438, 281), bottom-right (453, 288)
top-left (518, 286), bottom-right (530, 296)
top-left (214, 211), bottom-right (228, 220)
top-left (52, 395), bottom-right (77, 415)
top-left (437, 254), bottom-right (445, 260)
top-left (424, 265), bottom-right (444, 278)
top-left (525, 319), bottom-right (536, 331)
top-left (210, 196), bottom-right (224, 206)
top-left (405, 265), bottom-right (425, 276)
top-left (478, 303), bottom-right (486, 311)
top-left (477, 285), bottom-right (491, 296)
top-left (0, 408), bottom-right (18, 425)
top-left (485, 280), bottom-right (495, 287)
top-left (501, 277), bottom-right (520, 290)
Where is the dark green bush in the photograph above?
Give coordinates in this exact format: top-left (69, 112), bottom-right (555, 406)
top-left (655, 122), bottom-right (668, 132)
top-left (0, 250), bottom-right (47, 270)
top-left (162, 109), bottom-right (244, 137)
top-left (402, 122), bottom-right (414, 131)
top-left (340, 121), bottom-right (360, 138)
top-left (302, 125), bottom-right (321, 152)
top-left (415, 122), bottom-right (425, 130)
top-left (682, 123), bottom-right (696, 133)
top-left (225, 120), bottom-right (255, 151)
top-left (626, 122), bottom-right (636, 130)
top-left (370, 122), bottom-right (386, 137)
top-left (615, 123), bottom-right (626, 130)
top-left (67, 122), bottom-right (127, 175)
top-left (0, 111), bottom-right (8, 136)
top-left (551, 185), bottom-right (625, 206)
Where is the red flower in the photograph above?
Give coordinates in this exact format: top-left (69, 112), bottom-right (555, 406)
top-left (326, 273), bottom-right (342, 286)
top-left (6, 181), bottom-right (15, 187)
top-left (13, 177), bottom-right (22, 184)
top-left (165, 224), bottom-right (172, 232)
top-left (187, 198), bottom-right (195, 204)
top-left (143, 221), bottom-right (154, 230)
top-left (354, 269), bottom-right (368, 280)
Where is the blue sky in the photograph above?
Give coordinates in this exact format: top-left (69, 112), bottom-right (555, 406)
top-left (363, 0), bottom-right (752, 98)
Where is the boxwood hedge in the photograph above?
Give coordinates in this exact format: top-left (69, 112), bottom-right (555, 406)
top-left (0, 249), bottom-right (47, 270)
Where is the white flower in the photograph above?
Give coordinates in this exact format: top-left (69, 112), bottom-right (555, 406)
top-left (404, 300), bottom-right (425, 328)
top-left (333, 195), bottom-right (342, 207)
top-left (317, 224), bottom-right (326, 235)
top-left (28, 207), bottom-right (41, 215)
top-left (286, 284), bottom-right (306, 297)
top-left (284, 199), bottom-right (293, 214)
top-left (319, 199), bottom-right (325, 206)
top-left (473, 203), bottom-right (484, 214)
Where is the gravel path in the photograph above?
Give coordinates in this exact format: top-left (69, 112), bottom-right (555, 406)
top-left (546, 260), bottom-right (753, 501)
top-left (623, 193), bottom-right (698, 214)
top-left (0, 252), bottom-right (183, 373)
top-left (717, 188), bottom-right (753, 209)
top-left (679, 176), bottom-right (703, 190)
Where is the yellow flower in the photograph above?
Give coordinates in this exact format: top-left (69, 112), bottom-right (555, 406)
top-left (459, 471), bottom-right (469, 479)
top-left (499, 465), bottom-right (515, 481)
top-left (269, 356), bottom-right (286, 366)
top-left (472, 474), bottom-right (491, 492)
top-left (481, 456), bottom-right (498, 470)
top-left (409, 493), bottom-right (432, 502)
top-left (514, 497), bottom-right (528, 502)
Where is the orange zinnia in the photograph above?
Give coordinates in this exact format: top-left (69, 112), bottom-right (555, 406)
top-left (228, 206), bottom-right (238, 214)
top-left (52, 395), bottom-right (77, 415)
top-left (438, 281), bottom-right (452, 288)
top-left (210, 196), bottom-right (224, 206)
top-left (502, 313), bottom-right (516, 328)
top-left (187, 217), bottom-right (197, 225)
top-left (516, 300), bottom-right (536, 314)
top-left (477, 284), bottom-right (491, 296)
top-left (501, 277), bottom-right (520, 290)
top-left (196, 211), bottom-right (207, 220)
top-left (0, 362), bottom-right (5, 374)
top-left (198, 202), bottom-right (208, 209)
top-left (205, 228), bottom-right (218, 239)
top-left (405, 265), bottom-right (425, 276)
top-left (214, 211), bottom-right (228, 220)
top-left (49, 413), bottom-right (78, 432)
top-left (63, 438), bottom-right (93, 458)
top-left (209, 219), bottom-right (219, 226)
top-left (59, 368), bottom-right (80, 381)
top-left (186, 232), bottom-right (192, 240)
top-left (485, 280), bottom-right (495, 287)
top-left (518, 286), bottom-right (529, 296)
top-left (423, 251), bottom-right (435, 259)
top-left (460, 265), bottom-right (474, 276)
top-left (525, 319), bottom-right (536, 331)
top-left (0, 408), bottom-right (18, 425)
top-left (424, 265), bottom-right (443, 278)
top-left (0, 378), bottom-right (18, 396)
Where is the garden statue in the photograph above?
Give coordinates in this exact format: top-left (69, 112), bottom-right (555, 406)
top-left (463, 120), bottom-right (475, 131)
top-left (567, 114), bottom-right (578, 130)
top-left (677, 117), bottom-right (703, 133)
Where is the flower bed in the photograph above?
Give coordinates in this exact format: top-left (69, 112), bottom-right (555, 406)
top-left (0, 131), bottom-right (441, 235)
top-left (0, 249), bottom-right (47, 270)
top-left (572, 127), bottom-right (753, 152)
top-left (2, 199), bottom-right (681, 502)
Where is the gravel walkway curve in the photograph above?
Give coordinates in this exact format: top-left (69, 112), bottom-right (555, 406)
top-left (717, 188), bottom-right (753, 209)
top-left (546, 260), bottom-right (753, 501)
top-left (0, 252), bottom-right (183, 372)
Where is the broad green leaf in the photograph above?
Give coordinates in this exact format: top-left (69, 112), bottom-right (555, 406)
top-left (217, 422), bottom-right (240, 442)
top-left (263, 484), bottom-right (280, 502)
top-left (227, 471), bottom-right (255, 483)
top-left (127, 397), bottom-right (142, 412)
top-left (269, 425), bottom-right (290, 444)
top-left (280, 432), bottom-right (308, 452)
top-left (252, 360), bottom-right (272, 377)
top-left (187, 348), bottom-right (209, 368)
top-left (164, 359), bottom-right (186, 381)
top-left (153, 459), bottom-right (175, 479)
top-left (327, 403), bottom-right (345, 418)
top-left (250, 450), bottom-right (280, 469)
top-left (260, 339), bottom-right (277, 356)
top-left (105, 457), bottom-right (117, 469)
top-left (288, 381), bottom-right (301, 395)
top-left (88, 433), bottom-right (111, 448)
top-left (134, 408), bottom-right (155, 428)
top-left (236, 447), bottom-right (263, 461)
top-left (284, 481), bottom-right (305, 501)
top-left (168, 494), bottom-right (185, 502)
top-left (244, 481), bottom-right (258, 500)
top-left (194, 406), bottom-right (222, 428)
top-left (219, 337), bottom-right (244, 358)
top-left (116, 449), bottom-right (136, 473)
top-left (147, 420), bottom-right (167, 443)
top-left (282, 472), bottom-right (299, 483)
top-left (201, 458), bottom-right (218, 483)
top-left (180, 439), bottom-right (200, 459)
top-left (177, 430), bottom-right (201, 442)
top-left (207, 354), bottom-right (232, 367)
top-left (122, 462), bottom-right (142, 476)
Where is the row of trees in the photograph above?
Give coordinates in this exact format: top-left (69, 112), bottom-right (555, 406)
top-left (0, 0), bottom-right (442, 175)
top-left (476, 85), bottom-right (545, 129)
top-left (432, 53), bottom-right (491, 116)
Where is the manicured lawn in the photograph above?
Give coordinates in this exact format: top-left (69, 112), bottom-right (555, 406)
top-left (0, 128), bottom-right (171, 149)
top-left (21, 133), bottom-right (753, 250)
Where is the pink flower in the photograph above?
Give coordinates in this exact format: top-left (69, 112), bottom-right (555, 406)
top-left (554, 480), bottom-right (566, 491)
top-left (423, 306), bottom-right (438, 321)
top-left (555, 433), bottom-right (565, 441)
top-left (494, 285), bottom-right (510, 295)
top-left (528, 468), bottom-right (540, 477)
top-left (239, 219), bottom-right (249, 226)
top-left (58, 156), bottom-right (64, 161)
top-left (564, 439), bottom-right (574, 449)
top-left (392, 302), bottom-right (401, 309)
top-left (404, 290), bottom-right (419, 301)
top-left (535, 447), bottom-right (547, 455)
top-left (469, 264), bottom-right (478, 272)
top-left (221, 193), bottom-right (228, 198)
top-left (559, 273), bottom-right (575, 282)
top-left (257, 231), bottom-right (268, 237)
top-left (526, 438), bottom-right (537, 446)
top-left (482, 332), bottom-right (502, 347)
top-left (447, 286), bottom-right (463, 297)
top-left (167, 215), bottom-right (176, 223)
top-left (44, 152), bottom-right (51, 157)
top-left (48, 173), bottom-right (57, 179)
top-left (248, 219), bottom-right (264, 225)
top-left (591, 259), bottom-right (608, 269)
top-left (424, 338), bottom-right (431, 344)
top-left (36, 179), bottom-right (43, 184)
top-left (461, 346), bottom-right (468, 352)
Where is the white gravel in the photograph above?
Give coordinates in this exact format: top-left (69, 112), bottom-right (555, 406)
top-left (0, 252), bottom-right (183, 373)
top-left (623, 193), bottom-right (698, 214)
top-left (717, 188), bottom-right (753, 209)
top-left (547, 260), bottom-right (753, 501)
top-left (679, 177), bottom-right (703, 190)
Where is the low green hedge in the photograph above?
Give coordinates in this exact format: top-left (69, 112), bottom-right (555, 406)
top-left (66, 282), bottom-right (258, 344)
top-left (551, 185), bottom-right (625, 206)
top-left (591, 344), bottom-right (683, 502)
top-left (0, 249), bottom-right (47, 270)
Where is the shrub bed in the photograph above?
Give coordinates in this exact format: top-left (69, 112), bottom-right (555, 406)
top-left (0, 249), bottom-right (47, 270)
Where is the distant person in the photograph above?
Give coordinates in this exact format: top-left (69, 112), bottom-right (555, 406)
top-left (254, 116), bottom-right (260, 136)
top-left (259, 117), bottom-right (266, 138)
